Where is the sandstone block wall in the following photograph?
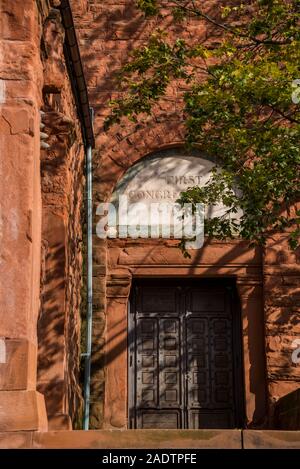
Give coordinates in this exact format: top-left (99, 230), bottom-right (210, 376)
top-left (72, 0), bottom-right (231, 430)
top-left (73, 0), bottom-right (300, 429)
top-left (37, 4), bottom-right (85, 429)
top-left (0, 0), bottom-right (86, 432)
top-left (264, 235), bottom-right (300, 424)
top-left (0, 0), bottom-right (48, 431)
top-left (1, 0), bottom-right (297, 433)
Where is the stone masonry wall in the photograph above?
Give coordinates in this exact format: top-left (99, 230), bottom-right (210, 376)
top-left (36, 4), bottom-right (85, 429)
top-left (0, 0), bottom-right (48, 431)
top-left (264, 234), bottom-right (300, 425)
top-left (71, 0), bottom-right (245, 429)
top-left (0, 0), bottom-right (86, 432)
top-left (72, 0), bottom-right (300, 429)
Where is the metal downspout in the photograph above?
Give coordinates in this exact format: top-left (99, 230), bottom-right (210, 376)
top-left (58, 0), bottom-right (95, 431)
top-left (83, 112), bottom-right (94, 430)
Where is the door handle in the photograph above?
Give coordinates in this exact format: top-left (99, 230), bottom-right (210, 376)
top-left (185, 311), bottom-right (192, 317)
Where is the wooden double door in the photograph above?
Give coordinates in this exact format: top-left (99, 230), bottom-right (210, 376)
top-left (128, 279), bottom-right (244, 429)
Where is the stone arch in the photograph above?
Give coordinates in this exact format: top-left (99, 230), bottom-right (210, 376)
top-left (93, 121), bottom-right (186, 202)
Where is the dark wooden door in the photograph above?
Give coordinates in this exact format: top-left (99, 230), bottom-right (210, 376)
top-left (128, 279), bottom-right (244, 429)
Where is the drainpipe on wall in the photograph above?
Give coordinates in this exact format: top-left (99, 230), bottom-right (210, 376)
top-left (83, 110), bottom-right (94, 430)
top-left (58, 0), bottom-right (95, 430)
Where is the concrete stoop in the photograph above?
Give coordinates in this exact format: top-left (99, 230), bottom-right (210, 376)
top-left (0, 430), bottom-right (300, 449)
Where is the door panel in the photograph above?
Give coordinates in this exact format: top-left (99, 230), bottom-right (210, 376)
top-left (129, 280), bottom-right (244, 429)
top-left (137, 410), bottom-right (181, 429)
top-left (134, 285), bottom-right (183, 428)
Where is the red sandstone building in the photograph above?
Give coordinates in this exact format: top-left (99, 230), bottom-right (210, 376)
top-left (0, 0), bottom-right (299, 449)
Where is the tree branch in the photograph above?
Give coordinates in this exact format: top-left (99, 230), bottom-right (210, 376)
top-left (268, 105), bottom-right (300, 124)
top-left (166, 0), bottom-right (292, 46)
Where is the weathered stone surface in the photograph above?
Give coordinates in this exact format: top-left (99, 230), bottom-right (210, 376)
top-left (89, 402), bottom-right (105, 430)
top-left (48, 414), bottom-right (72, 431)
top-left (1, 0), bottom-right (40, 41)
top-left (103, 298), bottom-right (128, 429)
top-left (269, 380), bottom-right (300, 404)
top-left (37, 381), bottom-right (66, 418)
top-left (36, 3), bottom-right (85, 429)
top-left (93, 294), bottom-right (106, 311)
top-left (0, 432), bottom-right (33, 449)
top-left (0, 19), bottom-right (42, 343)
top-left (32, 429), bottom-right (242, 449)
top-left (4, 429), bottom-right (300, 449)
top-left (93, 265), bottom-right (107, 277)
top-left (93, 277), bottom-right (106, 294)
top-left (264, 235), bottom-right (300, 265)
top-left (0, 0), bottom-right (47, 433)
top-left (0, 391), bottom-right (47, 432)
top-left (243, 430), bottom-right (300, 449)
top-left (106, 283), bottom-right (131, 298)
top-left (264, 234), bottom-right (300, 415)
top-left (1, 0), bottom-right (299, 438)
top-left (93, 247), bottom-right (107, 265)
top-left (110, 152), bottom-right (238, 238)
top-left (0, 339), bottom-right (36, 390)
top-left (275, 389), bottom-right (300, 430)
top-left (267, 335), bottom-right (300, 372)
top-left (72, 1), bottom-right (298, 432)
top-left (265, 306), bottom-right (300, 334)
top-left (111, 242), bottom-right (261, 267)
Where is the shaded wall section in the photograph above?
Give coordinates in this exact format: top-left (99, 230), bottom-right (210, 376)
top-left (37, 5), bottom-right (85, 430)
top-left (264, 235), bottom-right (300, 426)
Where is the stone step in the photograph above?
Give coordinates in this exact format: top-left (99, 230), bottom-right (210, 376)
top-left (1, 429), bottom-right (300, 449)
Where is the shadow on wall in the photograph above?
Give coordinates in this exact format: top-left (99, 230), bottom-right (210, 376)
top-left (38, 210), bottom-right (83, 430)
top-left (68, 0), bottom-right (300, 430)
top-left (91, 234), bottom-right (300, 430)
top-left (91, 239), bottom-right (267, 429)
top-left (275, 388), bottom-right (300, 430)
top-left (73, 0), bottom-right (239, 144)
top-left (37, 5), bottom-right (86, 431)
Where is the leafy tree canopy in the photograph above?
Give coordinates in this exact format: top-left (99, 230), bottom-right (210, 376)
top-left (105, 0), bottom-right (300, 249)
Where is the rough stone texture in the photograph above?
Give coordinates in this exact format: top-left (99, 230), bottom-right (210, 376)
top-left (71, 1), bottom-right (300, 431)
top-left (0, 0), bottom-right (299, 439)
top-left (264, 235), bottom-right (300, 425)
top-left (37, 5), bottom-right (85, 429)
top-left (2, 429), bottom-right (300, 449)
top-left (70, 1), bottom-right (261, 430)
top-left (0, 391), bottom-right (47, 432)
top-left (243, 430), bottom-right (300, 449)
top-left (0, 0), bottom-right (86, 434)
top-left (275, 387), bottom-right (300, 430)
top-left (89, 237), bottom-right (107, 428)
top-left (0, 339), bottom-right (36, 390)
top-left (0, 0), bottom-right (47, 431)
top-left (0, 432), bottom-right (33, 449)
top-left (33, 429), bottom-right (242, 449)
top-left (0, 0), bottom-right (43, 358)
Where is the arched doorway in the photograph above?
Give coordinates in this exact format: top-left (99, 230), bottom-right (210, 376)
top-left (99, 148), bottom-right (266, 429)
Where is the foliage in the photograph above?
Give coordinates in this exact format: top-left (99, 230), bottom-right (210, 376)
top-left (105, 0), bottom-right (300, 248)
